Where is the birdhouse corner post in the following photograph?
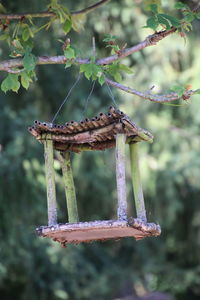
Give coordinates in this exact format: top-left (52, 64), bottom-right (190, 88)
top-left (129, 142), bottom-right (147, 222)
top-left (115, 133), bottom-right (128, 221)
top-left (58, 151), bottom-right (79, 223)
top-left (43, 136), bottom-right (57, 226)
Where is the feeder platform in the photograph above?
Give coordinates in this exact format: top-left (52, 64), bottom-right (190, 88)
top-left (29, 107), bottom-right (161, 246)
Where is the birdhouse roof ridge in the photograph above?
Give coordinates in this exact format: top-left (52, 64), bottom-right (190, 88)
top-left (28, 107), bottom-right (153, 152)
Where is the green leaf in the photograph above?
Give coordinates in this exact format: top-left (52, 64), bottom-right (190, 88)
top-left (146, 16), bottom-right (159, 30)
top-left (50, 0), bottom-right (59, 7)
top-left (71, 46), bottom-right (81, 57)
top-left (23, 52), bottom-right (37, 72)
top-left (21, 72), bottom-right (32, 89)
top-left (22, 27), bottom-right (30, 41)
top-left (106, 63), bottom-right (125, 81)
top-left (103, 34), bottom-right (118, 43)
top-left (0, 33), bottom-right (10, 41)
top-left (106, 44), bottom-right (120, 52)
top-left (63, 19), bottom-right (72, 34)
top-left (0, 3), bottom-right (6, 13)
top-left (195, 12), bottom-right (200, 20)
top-left (183, 12), bottom-right (195, 23)
top-left (150, 4), bottom-right (158, 13)
top-left (114, 72), bottom-right (122, 82)
top-left (118, 64), bottom-right (133, 74)
top-left (71, 14), bottom-right (86, 32)
top-left (65, 62), bottom-right (72, 68)
top-left (64, 47), bottom-right (75, 59)
top-left (182, 22), bottom-right (193, 32)
top-left (159, 14), bottom-right (181, 27)
top-left (157, 14), bottom-right (171, 30)
top-left (106, 63), bottom-right (118, 76)
top-left (98, 75), bottom-right (105, 86)
top-left (144, 0), bottom-right (161, 12)
top-left (171, 85), bottom-right (185, 97)
top-left (174, 2), bottom-right (189, 10)
top-left (56, 9), bottom-right (66, 23)
top-left (80, 63), bottom-right (102, 80)
top-left (12, 39), bottom-right (24, 50)
top-left (1, 74), bottom-right (20, 93)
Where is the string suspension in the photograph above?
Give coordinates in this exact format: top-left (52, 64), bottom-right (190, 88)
top-left (51, 73), bottom-right (81, 123)
top-left (105, 80), bottom-right (118, 108)
top-left (82, 80), bottom-right (96, 117)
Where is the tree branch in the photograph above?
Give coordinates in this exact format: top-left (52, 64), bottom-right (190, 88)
top-left (0, 0), bottom-right (111, 20)
top-left (105, 78), bottom-right (198, 103)
top-left (72, 0), bottom-right (111, 16)
top-left (0, 28), bottom-right (176, 72)
top-left (97, 27), bottom-right (177, 65)
top-left (0, 56), bottom-right (88, 72)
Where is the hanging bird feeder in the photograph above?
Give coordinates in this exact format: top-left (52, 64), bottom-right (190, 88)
top-left (29, 107), bottom-right (161, 246)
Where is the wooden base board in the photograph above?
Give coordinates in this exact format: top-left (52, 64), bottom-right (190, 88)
top-left (36, 218), bottom-right (161, 246)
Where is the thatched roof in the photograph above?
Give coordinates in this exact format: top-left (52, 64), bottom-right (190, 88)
top-left (29, 107), bottom-right (153, 152)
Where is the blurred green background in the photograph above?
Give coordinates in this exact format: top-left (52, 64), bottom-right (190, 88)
top-left (0, 0), bottom-right (200, 299)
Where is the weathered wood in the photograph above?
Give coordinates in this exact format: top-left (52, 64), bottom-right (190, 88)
top-left (115, 134), bottom-right (127, 221)
top-left (40, 123), bottom-right (123, 144)
top-left (122, 117), bottom-right (154, 143)
top-left (54, 140), bottom-right (116, 152)
top-left (129, 143), bottom-right (147, 222)
top-left (36, 218), bottom-right (161, 245)
top-left (59, 152), bottom-right (79, 223)
top-left (30, 108), bottom-right (154, 154)
top-left (44, 139), bottom-right (57, 226)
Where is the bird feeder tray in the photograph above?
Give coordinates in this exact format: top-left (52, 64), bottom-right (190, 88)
top-left (29, 107), bottom-right (161, 246)
top-left (36, 219), bottom-right (160, 245)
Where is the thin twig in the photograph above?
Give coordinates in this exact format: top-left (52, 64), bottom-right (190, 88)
top-left (105, 78), bottom-right (198, 103)
top-left (0, 0), bottom-right (111, 20)
top-left (96, 27), bottom-right (177, 65)
top-left (72, 0), bottom-right (111, 16)
top-left (3, 68), bottom-right (25, 74)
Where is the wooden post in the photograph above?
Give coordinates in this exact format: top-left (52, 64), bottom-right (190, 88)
top-left (60, 152), bottom-right (79, 223)
top-left (129, 142), bottom-right (147, 222)
top-left (44, 138), bottom-right (57, 226)
top-left (115, 134), bottom-right (127, 221)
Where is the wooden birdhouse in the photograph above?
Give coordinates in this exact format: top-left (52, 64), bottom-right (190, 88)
top-left (29, 107), bottom-right (161, 246)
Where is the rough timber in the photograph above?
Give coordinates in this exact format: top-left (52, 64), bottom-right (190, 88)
top-left (36, 219), bottom-right (161, 245)
top-left (29, 106), bottom-right (153, 152)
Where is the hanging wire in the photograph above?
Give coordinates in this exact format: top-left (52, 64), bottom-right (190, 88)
top-left (82, 80), bottom-right (96, 117)
top-left (51, 73), bottom-right (81, 123)
top-left (105, 80), bottom-right (118, 108)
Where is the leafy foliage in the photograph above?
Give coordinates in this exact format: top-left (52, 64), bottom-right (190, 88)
top-left (144, 4), bottom-right (181, 30)
top-left (103, 34), bottom-right (121, 54)
top-left (0, 1), bottom-right (200, 93)
top-left (1, 73), bottom-right (20, 92)
top-left (104, 62), bottom-right (133, 82)
top-left (79, 60), bottom-right (133, 85)
top-left (144, 0), bottom-right (162, 12)
top-left (144, 1), bottom-right (200, 34)
top-left (80, 63), bottom-right (102, 80)
top-left (170, 85), bottom-right (186, 98)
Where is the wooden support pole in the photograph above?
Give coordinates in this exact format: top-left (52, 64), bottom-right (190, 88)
top-left (129, 143), bottom-right (147, 222)
top-left (44, 139), bottom-right (57, 226)
top-left (115, 134), bottom-right (127, 221)
top-left (60, 152), bottom-right (79, 223)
